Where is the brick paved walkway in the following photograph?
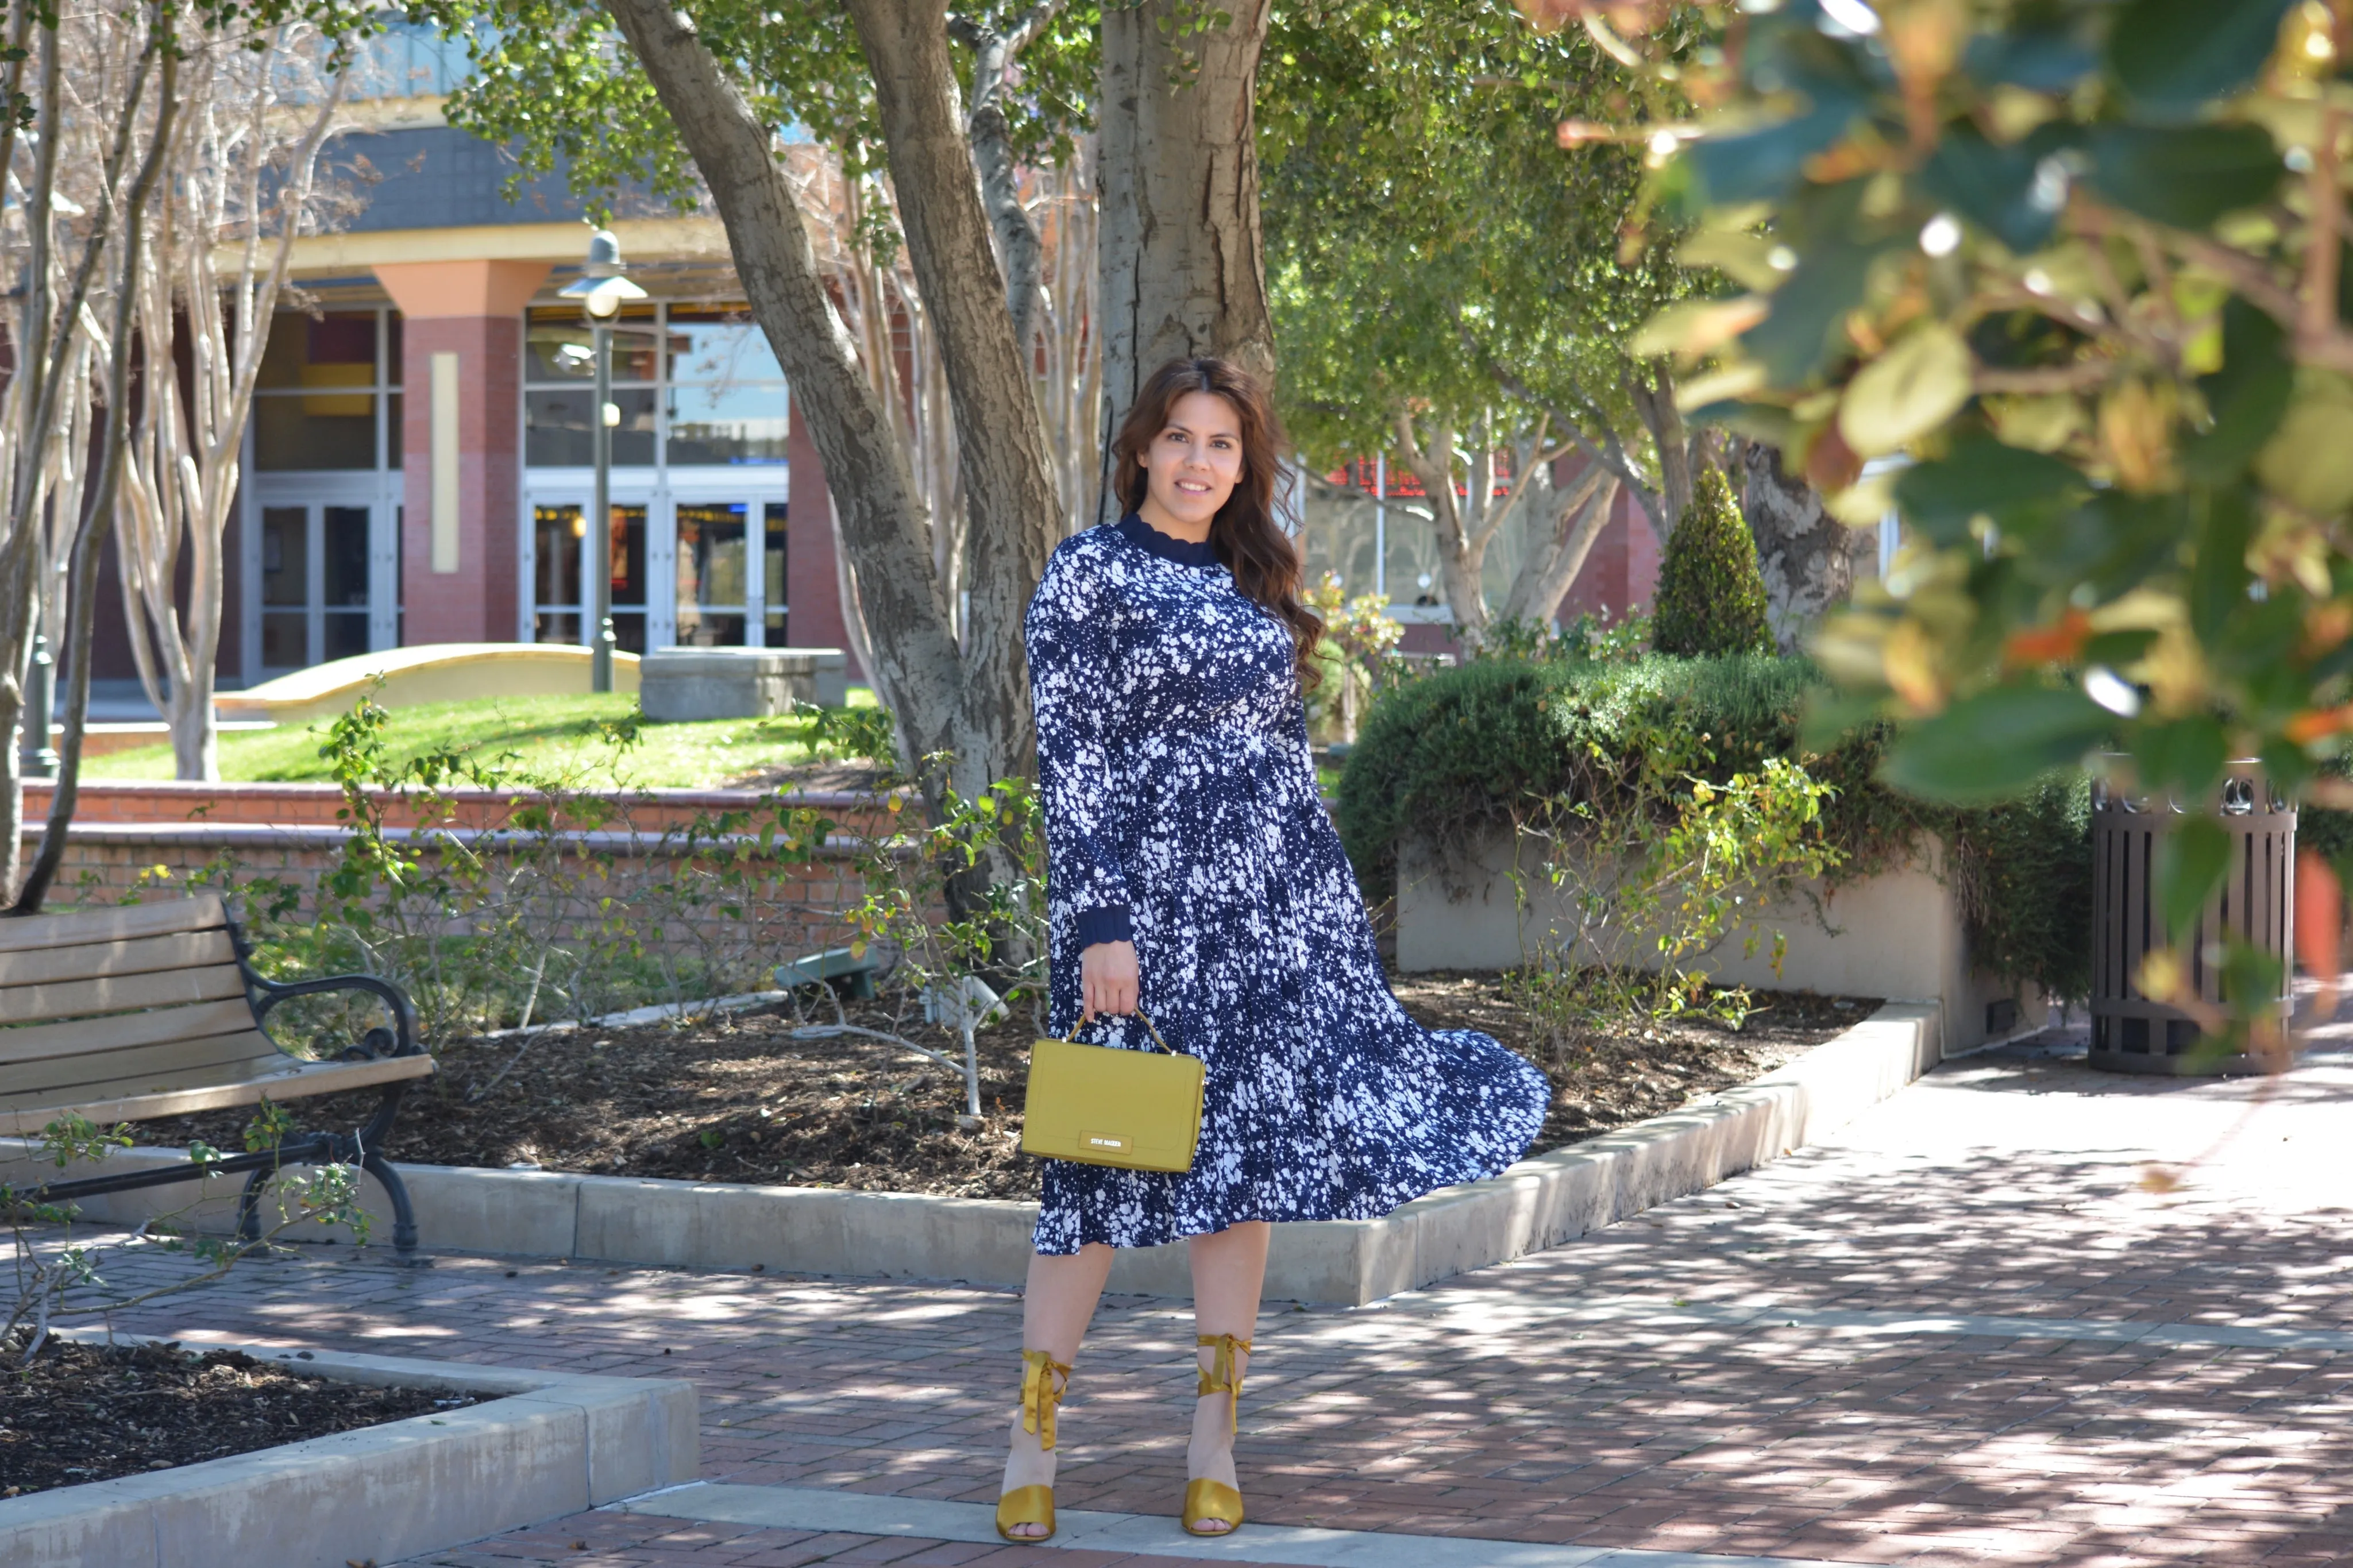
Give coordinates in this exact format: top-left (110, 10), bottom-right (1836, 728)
top-left (29, 1019), bottom-right (2353, 1567)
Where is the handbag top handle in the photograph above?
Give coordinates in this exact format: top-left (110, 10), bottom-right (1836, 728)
top-left (1063, 1009), bottom-right (1178, 1055)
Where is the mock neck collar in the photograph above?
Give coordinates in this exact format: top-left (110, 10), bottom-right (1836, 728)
top-left (1116, 511), bottom-right (1221, 567)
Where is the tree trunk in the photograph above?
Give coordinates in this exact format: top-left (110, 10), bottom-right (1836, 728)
top-left (15, 29), bottom-right (177, 914)
top-left (949, 1), bottom-right (1062, 357)
top-left (967, 99), bottom-right (1043, 354)
top-left (1497, 465), bottom-right (1618, 627)
top-left (1097, 0), bottom-right (1275, 456)
top-left (0, 674), bottom-right (20, 902)
top-left (1626, 363), bottom-right (1691, 539)
top-left (603, 0), bottom-right (1061, 850)
top-left (1393, 408), bottom-right (1494, 648)
top-left (604, 0), bottom-right (965, 773)
top-left (843, 0), bottom-right (1061, 806)
top-left (1739, 440), bottom-right (1868, 653)
top-left (169, 672), bottom-right (215, 779)
top-left (116, 38), bottom-right (339, 783)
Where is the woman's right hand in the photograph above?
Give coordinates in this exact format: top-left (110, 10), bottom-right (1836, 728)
top-left (1080, 940), bottom-right (1139, 1021)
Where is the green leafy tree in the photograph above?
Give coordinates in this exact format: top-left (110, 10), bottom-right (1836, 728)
top-left (415, 0), bottom-right (1282, 890)
top-left (419, 0), bottom-right (1074, 837)
top-left (1652, 465), bottom-right (1770, 657)
top-left (1540, 0), bottom-right (2352, 1047)
top-left (1264, 0), bottom-right (1715, 640)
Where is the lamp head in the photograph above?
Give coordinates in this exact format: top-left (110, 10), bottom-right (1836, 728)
top-left (582, 228), bottom-right (623, 278)
top-left (558, 273), bottom-right (650, 319)
top-left (558, 229), bottom-right (650, 318)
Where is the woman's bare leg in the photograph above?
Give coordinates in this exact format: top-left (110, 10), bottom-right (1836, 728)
top-left (1186, 1220), bottom-right (1270, 1533)
top-left (1000, 1243), bottom-right (1113, 1537)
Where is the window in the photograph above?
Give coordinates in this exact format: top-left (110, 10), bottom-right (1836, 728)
top-left (526, 388), bottom-right (658, 467)
top-left (666, 307), bottom-right (788, 466)
top-left (524, 303), bottom-right (658, 468)
top-left (246, 308), bottom-right (402, 679)
top-left (523, 302), bottom-right (786, 470)
top-left (532, 503), bottom-right (584, 646)
top-left (253, 310), bottom-right (401, 472)
top-left (522, 301), bottom-right (790, 652)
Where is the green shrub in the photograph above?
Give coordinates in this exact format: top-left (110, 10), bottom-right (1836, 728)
top-left (1336, 652), bottom-right (2093, 1001)
top-left (1946, 770), bottom-right (2092, 990)
top-left (1336, 653), bottom-right (1850, 877)
top-left (1651, 466), bottom-right (1772, 658)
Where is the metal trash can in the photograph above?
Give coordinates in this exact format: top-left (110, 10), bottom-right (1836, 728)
top-left (2090, 760), bottom-right (2293, 1074)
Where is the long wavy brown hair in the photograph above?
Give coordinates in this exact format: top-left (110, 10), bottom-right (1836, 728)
top-left (1110, 357), bottom-right (1325, 691)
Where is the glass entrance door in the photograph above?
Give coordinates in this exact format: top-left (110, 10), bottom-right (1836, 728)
top-left (672, 495), bottom-right (786, 648)
top-left (531, 499), bottom-right (649, 654)
top-left (258, 501), bottom-right (376, 672)
top-left (674, 500), bottom-right (746, 646)
top-left (529, 489), bottom-right (784, 651)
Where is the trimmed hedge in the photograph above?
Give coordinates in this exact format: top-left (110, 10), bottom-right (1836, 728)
top-left (1653, 466), bottom-right (1773, 657)
top-left (1336, 652), bottom-right (2093, 1001)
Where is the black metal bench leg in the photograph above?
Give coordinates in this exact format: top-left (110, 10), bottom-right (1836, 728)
top-left (363, 1150), bottom-right (420, 1260)
top-left (235, 1164), bottom-right (275, 1252)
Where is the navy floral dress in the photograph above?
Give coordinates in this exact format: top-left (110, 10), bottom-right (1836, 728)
top-left (1023, 512), bottom-right (1550, 1254)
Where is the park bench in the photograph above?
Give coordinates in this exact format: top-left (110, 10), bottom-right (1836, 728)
top-left (0, 892), bottom-right (433, 1256)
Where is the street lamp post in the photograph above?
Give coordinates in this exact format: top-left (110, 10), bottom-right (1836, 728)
top-left (558, 230), bottom-right (647, 695)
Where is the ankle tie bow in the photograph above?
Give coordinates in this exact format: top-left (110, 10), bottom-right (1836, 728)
top-left (1020, 1349), bottom-right (1072, 1451)
top-left (1195, 1333), bottom-right (1252, 1437)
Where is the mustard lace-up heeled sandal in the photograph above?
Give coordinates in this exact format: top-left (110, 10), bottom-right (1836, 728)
top-left (996, 1349), bottom-right (1071, 1543)
top-left (1182, 1333), bottom-right (1252, 1536)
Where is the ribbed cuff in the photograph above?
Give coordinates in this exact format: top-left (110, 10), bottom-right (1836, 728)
top-left (1074, 904), bottom-right (1133, 948)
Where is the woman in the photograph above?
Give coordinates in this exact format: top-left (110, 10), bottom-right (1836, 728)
top-left (1001, 357), bottom-right (1549, 1543)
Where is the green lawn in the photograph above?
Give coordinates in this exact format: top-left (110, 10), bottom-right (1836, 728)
top-left (87, 690), bottom-right (885, 790)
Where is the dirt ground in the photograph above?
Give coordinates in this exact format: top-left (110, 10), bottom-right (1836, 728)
top-left (720, 759), bottom-right (890, 793)
top-left (144, 974), bottom-right (1877, 1200)
top-left (0, 1336), bottom-right (483, 1497)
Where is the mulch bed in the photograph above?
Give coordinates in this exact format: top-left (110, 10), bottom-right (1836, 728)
top-left (0, 1335), bottom-right (485, 1497)
top-left (142, 972), bottom-right (1878, 1200)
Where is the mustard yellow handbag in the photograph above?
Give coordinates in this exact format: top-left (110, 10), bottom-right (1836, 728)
top-left (1020, 1011), bottom-right (1205, 1172)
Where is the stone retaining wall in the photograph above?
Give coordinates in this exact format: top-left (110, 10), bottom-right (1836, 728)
top-left (0, 1338), bottom-right (697, 1568)
top-left (1396, 829), bottom-right (2047, 1053)
top-left (10, 1003), bottom-right (1942, 1306)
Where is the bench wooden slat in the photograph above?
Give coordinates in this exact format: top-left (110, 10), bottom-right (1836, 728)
top-left (0, 1031), bottom-right (286, 1102)
top-left (3, 1041), bottom-right (287, 1109)
top-left (0, 1052), bottom-right (434, 1137)
top-left (0, 928), bottom-right (238, 993)
top-left (0, 999), bottom-right (261, 1067)
top-left (0, 895), bottom-right (229, 957)
top-left (4, 964), bottom-right (249, 1027)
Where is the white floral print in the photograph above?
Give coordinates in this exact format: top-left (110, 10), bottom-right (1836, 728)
top-left (1024, 513), bottom-right (1550, 1254)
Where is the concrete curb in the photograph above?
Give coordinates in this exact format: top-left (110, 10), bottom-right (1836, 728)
top-left (6, 1003), bottom-right (1939, 1306)
top-left (0, 1336), bottom-right (698, 1568)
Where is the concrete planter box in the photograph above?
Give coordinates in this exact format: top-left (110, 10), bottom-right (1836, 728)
top-left (0, 1338), bottom-right (696, 1568)
top-left (638, 646), bottom-right (847, 721)
top-left (1397, 829), bottom-right (2045, 1053)
top-left (7, 1003), bottom-right (1941, 1306)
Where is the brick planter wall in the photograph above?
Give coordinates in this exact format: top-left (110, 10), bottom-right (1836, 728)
top-left (22, 779), bottom-right (904, 836)
top-left (13, 783), bottom-right (909, 973)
